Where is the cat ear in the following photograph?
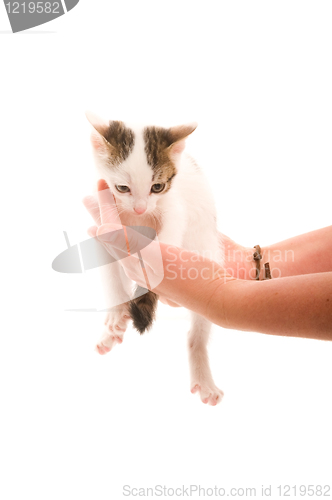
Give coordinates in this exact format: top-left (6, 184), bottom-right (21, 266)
top-left (85, 111), bottom-right (111, 150)
top-left (167, 122), bottom-right (198, 156)
top-left (85, 111), bottom-right (109, 136)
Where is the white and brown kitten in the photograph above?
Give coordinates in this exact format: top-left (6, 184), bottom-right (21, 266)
top-left (86, 112), bottom-right (224, 406)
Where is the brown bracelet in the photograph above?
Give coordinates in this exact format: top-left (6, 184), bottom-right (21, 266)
top-left (253, 245), bottom-right (272, 280)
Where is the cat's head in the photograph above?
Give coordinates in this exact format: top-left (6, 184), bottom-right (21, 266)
top-left (86, 112), bottom-right (197, 216)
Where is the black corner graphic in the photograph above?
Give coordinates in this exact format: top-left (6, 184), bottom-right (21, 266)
top-left (52, 227), bottom-right (157, 274)
top-left (3, 0), bottom-right (80, 33)
top-left (64, 0), bottom-right (79, 12)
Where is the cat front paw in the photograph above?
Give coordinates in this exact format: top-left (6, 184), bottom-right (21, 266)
top-left (190, 380), bottom-right (224, 406)
top-left (95, 305), bottom-right (131, 355)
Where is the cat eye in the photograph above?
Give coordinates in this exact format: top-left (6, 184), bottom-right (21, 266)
top-left (116, 185), bottom-right (130, 193)
top-left (151, 183), bottom-right (165, 193)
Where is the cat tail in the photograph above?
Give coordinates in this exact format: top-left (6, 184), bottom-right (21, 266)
top-left (129, 286), bottom-right (158, 334)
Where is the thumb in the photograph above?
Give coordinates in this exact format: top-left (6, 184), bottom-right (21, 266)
top-left (97, 224), bottom-right (129, 259)
top-left (97, 223), bottom-right (122, 237)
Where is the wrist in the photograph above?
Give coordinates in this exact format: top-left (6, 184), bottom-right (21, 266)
top-left (220, 233), bottom-right (256, 280)
top-left (257, 246), bottom-right (273, 280)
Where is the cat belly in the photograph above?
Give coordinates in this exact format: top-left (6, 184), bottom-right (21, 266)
top-left (182, 226), bottom-right (223, 265)
top-left (180, 199), bottom-right (223, 264)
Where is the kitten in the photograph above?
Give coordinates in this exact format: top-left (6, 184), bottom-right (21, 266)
top-left (86, 112), bottom-right (224, 406)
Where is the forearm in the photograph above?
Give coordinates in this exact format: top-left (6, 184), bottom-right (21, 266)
top-left (220, 225), bottom-right (332, 280)
top-left (210, 273), bottom-right (332, 340)
top-left (260, 225), bottom-right (332, 279)
top-left (155, 244), bottom-right (235, 313)
top-left (155, 244), bottom-right (332, 341)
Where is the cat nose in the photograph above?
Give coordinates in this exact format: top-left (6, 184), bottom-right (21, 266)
top-left (134, 206), bottom-right (147, 215)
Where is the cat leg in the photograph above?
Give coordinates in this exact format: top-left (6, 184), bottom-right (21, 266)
top-left (188, 312), bottom-right (224, 405)
top-left (158, 213), bottom-right (222, 405)
top-left (128, 212), bottom-right (186, 334)
top-left (96, 306), bottom-right (131, 354)
top-left (95, 261), bottom-right (133, 355)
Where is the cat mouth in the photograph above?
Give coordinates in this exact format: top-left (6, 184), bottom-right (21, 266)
top-left (133, 212), bottom-right (147, 217)
top-left (133, 208), bottom-right (148, 216)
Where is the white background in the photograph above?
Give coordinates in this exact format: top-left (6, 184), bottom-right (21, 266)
top-left (0, 1), bottom-right (331, 499)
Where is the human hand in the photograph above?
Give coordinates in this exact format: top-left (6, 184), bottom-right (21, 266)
top-left (83, 180), bottom-right (165, 292)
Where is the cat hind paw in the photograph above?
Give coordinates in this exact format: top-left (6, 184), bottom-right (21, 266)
top-left (190, 382), bottom-right (224, 406)
top-left (95, 306), bottom-right (131, 355)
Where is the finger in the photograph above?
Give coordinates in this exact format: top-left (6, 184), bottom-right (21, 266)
top-left (87, 226), bottom-right (98, 238)
top-left (137, 237), bottom-right (164, 288)
top-left (97, 179), bottom-right (121, 226)
top-left (97, 224), bottom-right (164, 289)
top-left (96, 226), bottom-right (156, 287)
top-left (97, 225), bottom-right (155, 259)
top-left (159, 297), bottom-right (181, 308)
top-left (97, 225), bottom-right (130, 261)
top-left (87, 225), bottom-right (122, 264)
top-left (97, 179), bottom-right (109, 192)
top-left (97, 224), bottom-right (163, 290)
top-left (167, 300), bottom-right (181, 308)
top-left (82, 195), bottom-right (101, 226)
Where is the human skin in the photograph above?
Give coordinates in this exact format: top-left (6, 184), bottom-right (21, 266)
top-left (84, 180), bottom-right (332, 341)
top-left (221, 226), bottom-right (332, 280)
